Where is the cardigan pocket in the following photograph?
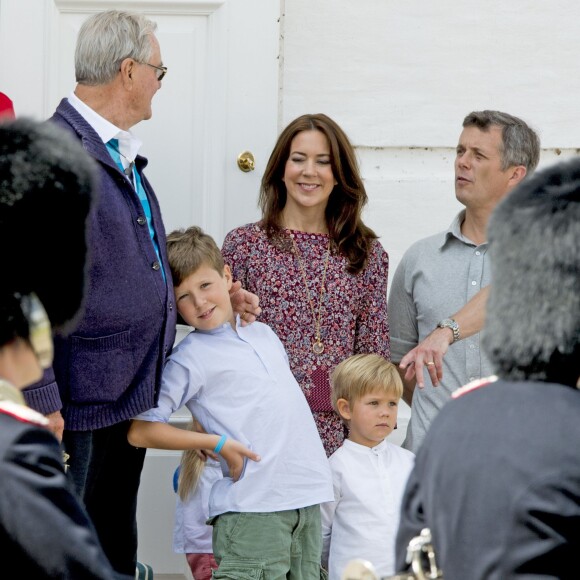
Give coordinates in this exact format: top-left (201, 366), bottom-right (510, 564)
top-left (68, 330), bottom-right (135, 403)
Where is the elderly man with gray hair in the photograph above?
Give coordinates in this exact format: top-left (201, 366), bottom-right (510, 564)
top-left (19, 11), bottom-right (174, 576)
top-left (21, 10), bottom-right (260, 577)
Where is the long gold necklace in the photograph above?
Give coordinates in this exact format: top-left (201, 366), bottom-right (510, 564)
top-left (291, 236), bottom-right (331, 355)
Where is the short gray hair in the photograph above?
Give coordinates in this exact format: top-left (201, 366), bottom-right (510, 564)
top-left (463, 110), bottom-right (540, 174)
top-left (75, 10), bottom-right (157, 85)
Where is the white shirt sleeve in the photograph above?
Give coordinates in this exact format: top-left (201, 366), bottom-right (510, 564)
top-left (320, 461), bottom-right (341, 570)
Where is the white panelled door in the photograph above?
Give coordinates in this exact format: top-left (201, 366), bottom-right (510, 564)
top-left (0, 0), bottom-right (279, 574)
top-left (0, 0), bottom-right (279, 244)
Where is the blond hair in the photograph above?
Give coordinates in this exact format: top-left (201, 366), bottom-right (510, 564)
top-left (330, 354), bottom-right (402, 413)
top-left (176, 418), bottom-right (206, 501)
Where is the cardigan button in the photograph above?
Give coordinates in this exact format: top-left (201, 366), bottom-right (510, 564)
top-left (137, 216), bottom-right (146, 225)
top-left (152, 261), bottom-right (161, 271)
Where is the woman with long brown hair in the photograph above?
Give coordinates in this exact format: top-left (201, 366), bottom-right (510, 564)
top-left (222, 113), bottom-right (390, 455)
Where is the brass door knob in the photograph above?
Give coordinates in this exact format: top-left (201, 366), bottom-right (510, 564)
top-left (237, 150), bottom-right (255, 172)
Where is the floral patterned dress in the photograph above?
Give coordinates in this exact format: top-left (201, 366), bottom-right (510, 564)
top-left (222, 223), bottom-right (390, 456)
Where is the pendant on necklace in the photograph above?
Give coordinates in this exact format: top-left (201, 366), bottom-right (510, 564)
top-left (313, 340), bottom-right (324, 355)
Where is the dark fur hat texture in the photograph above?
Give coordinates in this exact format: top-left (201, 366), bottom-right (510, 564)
top-left (0, 117), bottom-right (97, 336)
top-left (483, 157), bottom-right (580, 386)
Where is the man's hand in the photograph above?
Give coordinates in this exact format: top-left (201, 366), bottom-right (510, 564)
top-left (400, 287), bottom-right (490, 388)
top-left (45, 410), bottom-right (65, 441)
top-left (220, 438), bottom-right (261, 481)
top-left (399, 327), bottom-right (454, 388)
top-left (229, 281), bottom-right (261, 326)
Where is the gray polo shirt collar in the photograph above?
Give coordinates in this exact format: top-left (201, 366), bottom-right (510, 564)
top-left (441, 210), bottom-right (486, 249)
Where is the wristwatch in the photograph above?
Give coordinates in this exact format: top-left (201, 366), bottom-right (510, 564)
top-left (436, 318), bottom-right (460, 343)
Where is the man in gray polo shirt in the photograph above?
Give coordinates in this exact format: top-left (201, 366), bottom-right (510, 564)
top-left (388, 110), bottom-right (540, 453)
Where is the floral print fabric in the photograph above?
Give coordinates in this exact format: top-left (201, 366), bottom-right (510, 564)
top-left (222, 223), bottom-right (390, 456)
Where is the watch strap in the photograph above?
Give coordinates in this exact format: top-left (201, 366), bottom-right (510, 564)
top-left (437, 318), bottom-right (460, 343)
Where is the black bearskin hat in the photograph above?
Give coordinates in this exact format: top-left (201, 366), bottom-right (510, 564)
top-left (483, 157), bottom-right (580, 386)
top-left (0, 118), bottom-right (97, 341)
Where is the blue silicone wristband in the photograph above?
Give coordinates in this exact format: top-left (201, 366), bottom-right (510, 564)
top-left (214, 435), bottom-right (227, 454)
top-left (172, 466), bottom-right (180, 493)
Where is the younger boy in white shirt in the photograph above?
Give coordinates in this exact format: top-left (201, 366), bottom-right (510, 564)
top-left (321, 354), bottom-right (415, 579)
top-left (128, 226), bottom-right (333, 579)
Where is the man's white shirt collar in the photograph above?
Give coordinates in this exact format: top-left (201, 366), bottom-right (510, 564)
top-left (67, 91), bottom-right (142, 161)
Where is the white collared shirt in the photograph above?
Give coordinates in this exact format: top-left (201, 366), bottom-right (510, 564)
top-left (321, 438), bottom-right (415, 579)
top-left (67, 91), bottom-right (142, 165)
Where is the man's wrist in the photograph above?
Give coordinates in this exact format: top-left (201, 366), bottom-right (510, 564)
top-left (436, 318), bottom-right (460, 343)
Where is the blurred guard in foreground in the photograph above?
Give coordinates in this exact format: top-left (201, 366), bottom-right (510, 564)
top-left (0, 118), bottom-right (131, 579)
top-left (396, 157), bottom-right (580, 579)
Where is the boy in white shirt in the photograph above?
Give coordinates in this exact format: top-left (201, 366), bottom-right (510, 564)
top-left (128, 226), bottom-right (333, 579)
top-left (321, 354), bottom-right (415, 579)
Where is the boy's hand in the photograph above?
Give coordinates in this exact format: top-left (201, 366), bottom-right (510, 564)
top-left (220, 438), bottom-right (261, 481)
top-left (190, 419), bottom-right (219, 461)
top-left (229, 281), bottom-right (261, 326)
